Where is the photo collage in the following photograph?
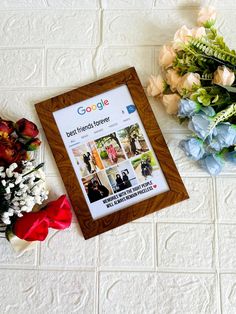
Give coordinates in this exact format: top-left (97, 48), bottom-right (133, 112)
top-left (72, 123), bottom-right (159, 204)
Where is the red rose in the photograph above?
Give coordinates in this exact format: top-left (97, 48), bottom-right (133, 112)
top-left (13, 195), bottom-right (72, 242)
top-left (0, 118), bottom-right (14, 138)
top-left (15, 118), bottom-right (39, 139)
top-left (0, 138), bottom-right (27, 167)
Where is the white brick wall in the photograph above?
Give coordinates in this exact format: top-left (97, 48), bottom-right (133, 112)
top-left (0, 1), bottom-right (235, 313)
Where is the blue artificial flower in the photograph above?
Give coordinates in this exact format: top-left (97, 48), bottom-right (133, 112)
top-left (179, 137), bottom-right (205, 160)
top-left (199, 154), bottom-right (224, 175)
top-left (199, 106), bottom-right (215, 117)
top-left (178, 99), bottom-right (215, 118)
top-left (225, 150), bottom-right (236, 164)
top-left (178, 99), bottom-right (200, 118)
top-left (208, 123), bottom-right (236, 151)
top-left (188, 113), bottom-right (215, 140)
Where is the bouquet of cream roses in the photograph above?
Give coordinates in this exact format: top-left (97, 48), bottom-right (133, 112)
top-left (147, 7), bottom-right (236, 175)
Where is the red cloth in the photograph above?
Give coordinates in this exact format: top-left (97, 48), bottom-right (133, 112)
top-left (13, 195), bottom-right (72, 241)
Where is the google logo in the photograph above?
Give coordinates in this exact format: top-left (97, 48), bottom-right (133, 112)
top-left (77, 99), bottom-right (109, 115)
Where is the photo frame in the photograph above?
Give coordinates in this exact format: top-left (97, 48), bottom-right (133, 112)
top-left (35, 67), bottom-right (189, 239)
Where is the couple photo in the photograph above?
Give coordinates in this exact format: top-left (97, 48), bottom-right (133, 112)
top-left (82, 172), bottom-right (113, 203)
top-left (117, 123), bottom-right (149, 158)
top-left (72, 141), bottom-right (104, 177)
top-left (106, 161), bottom-right (138, 193)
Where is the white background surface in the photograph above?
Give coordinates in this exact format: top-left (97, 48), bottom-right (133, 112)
top-left (0, 0), bottom-right (236, 313)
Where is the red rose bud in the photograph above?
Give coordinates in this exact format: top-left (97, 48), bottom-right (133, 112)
top-left (15, 118), bottom-right (39, 139)
top-left (0, 118), bottom-right (14, 138)
top-left (26, 138), bottom-right (41, 151)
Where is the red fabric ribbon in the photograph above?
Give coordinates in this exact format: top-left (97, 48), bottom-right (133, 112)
top-left (13, 195), bottom-right (72, 241)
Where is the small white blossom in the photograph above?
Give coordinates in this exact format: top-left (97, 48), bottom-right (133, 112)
top-left (9, 163), bottom-right (17, 171)
top-left (0, 161), bottom-right (49, 225)
top-left (15, 175), bottom-right (23, 185)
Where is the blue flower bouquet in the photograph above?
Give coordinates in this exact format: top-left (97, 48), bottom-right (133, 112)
top-left (147, 7), bottom-right (236, 175)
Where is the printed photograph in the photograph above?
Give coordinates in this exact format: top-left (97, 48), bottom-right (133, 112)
top-left (106, 160), bottom-right (138, 193)
top-left (117, 123), bottom-right (149, 158)
top-left (72, 141), bottom-right (104, 177)
top-left (82, 171), bottom-right (113, 203)
top-left (95, 132), bottom-right (126, 168)
top-left (131, 151), bottom-right (159, 183)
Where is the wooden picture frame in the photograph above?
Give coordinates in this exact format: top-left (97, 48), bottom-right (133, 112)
top-left (35, 67), bottom-right (189, 239)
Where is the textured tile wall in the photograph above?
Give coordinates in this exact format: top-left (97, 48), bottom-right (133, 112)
top-left (0, 1), bottom-right (236, 313)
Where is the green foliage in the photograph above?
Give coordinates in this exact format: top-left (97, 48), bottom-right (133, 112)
top-left (189, 38), bottom-right (236, 67)
top-left (190, 86), bottom-right (230, 107)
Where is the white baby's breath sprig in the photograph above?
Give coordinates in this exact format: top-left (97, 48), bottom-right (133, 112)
top-left (0, 161), bottom-right (49, 225)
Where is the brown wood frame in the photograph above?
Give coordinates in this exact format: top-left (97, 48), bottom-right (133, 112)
top-left (35, 67), bottom-right (189, 239)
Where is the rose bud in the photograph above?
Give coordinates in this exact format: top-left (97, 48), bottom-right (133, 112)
top-left (26, 138), bottom-right (41, 151)
top-left (15, 118), bottom-right (39, 139)
top-left (0, 118), bottom-right (14, 138)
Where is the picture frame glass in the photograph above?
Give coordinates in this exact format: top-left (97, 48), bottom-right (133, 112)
top-left (53, 84), bottom-right (170, 220)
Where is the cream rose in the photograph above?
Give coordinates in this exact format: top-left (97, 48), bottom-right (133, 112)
top-left (191, 27), bottom-right (206, 38)
top-left (161, 93), bottom-right (181, 115)
top-left (177, 72), bottom-right (201, 95)
top-left (197, 6), bottom-right (216, 27)
top-left (159, 45), bottom-right (176, 68)
top-left (166, 69), bottom-right (182, 92)
top-left (213, 66), bottom-right (235, 86)
top-left (147, 75), bottom-right (166, 97)
top-left (173, 25), bottom-right (192, 50)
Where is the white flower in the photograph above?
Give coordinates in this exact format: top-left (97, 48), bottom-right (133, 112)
top-left (2, 217), bottom-right (11, 225)
top-left (0, 160), bottom-right (49, 225)
top-left (5, 186), bottom-right (11, 194)
top-left (15, 175), bottom-right (23, 185)
top-left (147, 75), bottom-right (166, 97)
top-left (6, 169), bottom-right (13, 178)
top-left (9, 163), bottom-right (18, 171)
top-left (197, 6), bottom-right (216, 27)
top-left (159, 45), bottom-right (177, 68)
top-left (213, 66), bottom-right (235, 86)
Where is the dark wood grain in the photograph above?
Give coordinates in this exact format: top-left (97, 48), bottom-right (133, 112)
top-left (35, 67), bottom-right (189, 239)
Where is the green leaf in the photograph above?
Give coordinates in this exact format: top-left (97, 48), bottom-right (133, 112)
top-left (216, 84), bottom-right (236, 93)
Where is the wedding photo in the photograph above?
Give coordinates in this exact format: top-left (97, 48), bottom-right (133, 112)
top-left (82, 171), bottom-right (113, 203)
top-left (131, 151), bottom-right (159, 183)
top-left (105, 160), bottom-right (138, 193)
top-left (117, 123), bottom-right (149, 158)
top-left (95, 132), bottom-right (126, 168)
top-left (72, 141), bottom-right (104, 177)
